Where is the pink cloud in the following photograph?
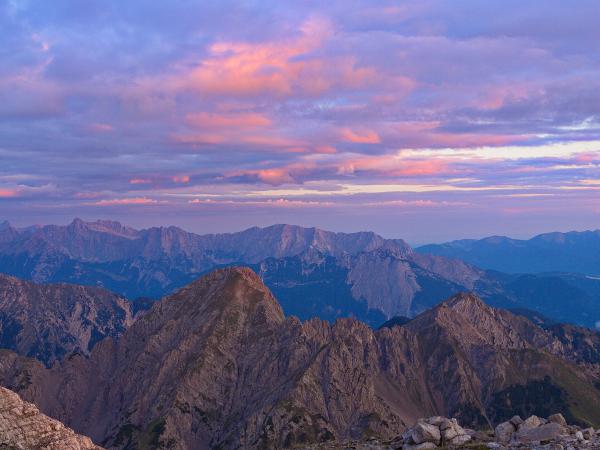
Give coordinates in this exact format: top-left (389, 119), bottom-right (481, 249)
top-left (239, 135), bottom-right (305, 148)
top-left (93, 197), bottom-right (159, 206)
top-left (172, 175), bottom-right (190, 183)
top-left (337, 155), bottom-right (451, 177)
top-left (0, 189), bottom-right (19, 198)
top-left (152, 17), bottom-right (378, 100)
top-left (88, 123), bottom-right (114, 133)
top-left (73, 192), bottom-right (103, 199)
top-left (129, 178), bottom-right (152, 185)
top-left (185, 112), bottom-right (271, 129)
top-left (574, 152), bottom-right (599, 163)
top-left (339, 128), bottom-right (381, 144)
top-left (188, 198), bottom-right (333, 208)
top-left (170, 133), bottom-right (225, 145)
top-left (254, 169), bottom-right (295, 184)
top-left (226, 161), bottom-right (318, 185)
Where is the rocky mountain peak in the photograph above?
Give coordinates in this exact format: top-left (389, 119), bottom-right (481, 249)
top-left (440, 291), bottom-right (489, 312)
top-left (0, 220), bottom-right (11, 231)
top-left (68, 217), bottom-right (87, 230)
top-left (158, 266), bottom-right (286, 331)
top-left (406, 291), bottom-right (536, 352)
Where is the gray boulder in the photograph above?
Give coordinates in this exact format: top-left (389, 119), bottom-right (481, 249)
top-left (509, 415), bottom-right (524, 427)
top-left (408, 422), bottom-right (441, 445)
top-left (520, 415), bottom-right (545, 430)
top-left (515, 422), bottom-right (565, 443)
top-left (582, 428), bottom-right (595, 440)
top-left (548, 413), bottom-right (567, 427)
top-left (449, 434), bottom-right (471, 445)
top-left (495, 421), bottom-right (516, 444)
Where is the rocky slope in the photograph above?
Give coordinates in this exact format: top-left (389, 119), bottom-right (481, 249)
top-left (0, 386), bottom-right (101, 449)
top-left (0, 268), bottom-right (598, 449)
top-left (0, 274), bottom-right (134, 366)
top-left (253, 248), bottom-right (489, 325)
top-left (417, 229), bottom-right (600, 275)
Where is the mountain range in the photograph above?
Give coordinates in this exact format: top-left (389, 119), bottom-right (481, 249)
top-left (0, 267), bottom-right (598, 449)
top-left (417, 230), bottom-right (600, 275)
top-left (1, 219), bottom-right (599, 328)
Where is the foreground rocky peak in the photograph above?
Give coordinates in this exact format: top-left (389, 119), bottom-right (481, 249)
top-left (0, 386), bottom-right (102, 449)
top-left (1, 272), bottom-right (599, 449)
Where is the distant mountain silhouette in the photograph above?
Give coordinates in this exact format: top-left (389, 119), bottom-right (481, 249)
top-left (417, 230), bottom-right (600, 274)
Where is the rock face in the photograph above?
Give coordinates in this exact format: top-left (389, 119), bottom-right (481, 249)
top-left (0, 386), bottom-right (101, 449)
top-left (0, 274), bottom-right (135, 366)
top-left (253, 248), bottom-right (488, 326)
top-left (1, 269), bottom-right (599, 449)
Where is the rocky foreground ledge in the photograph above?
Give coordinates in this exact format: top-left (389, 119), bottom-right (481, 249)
top-left (0, 387), bottom-right (101, 450)
top-left (305, 414), bottom-right (599, 450)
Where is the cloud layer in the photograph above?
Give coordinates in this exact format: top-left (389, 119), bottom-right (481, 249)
top-left (1, 0), bottom-right (599, 241)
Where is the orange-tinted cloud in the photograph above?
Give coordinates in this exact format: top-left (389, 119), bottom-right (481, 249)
top-left (166, 18), bottom-right (376, 98)
top-left (0, 189), bottom-right (19, 198)
top-left (339, 128), bottom-right (381, 144)
top-left (255, 169), bottom-right (295, 184)
top-left (337, 155), bottom-right (450, 177)
top-left (172, 175), bottom-right (190, 183)
top-left (227, 161), bottom-right (318, 185)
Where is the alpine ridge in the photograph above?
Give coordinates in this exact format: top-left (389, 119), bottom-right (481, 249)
top-left (0, 268), bottom-right (598, 449)
top-left (3, 219), bottom-right (599, 328)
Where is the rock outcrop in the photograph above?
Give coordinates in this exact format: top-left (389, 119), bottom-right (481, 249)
top-left (0, 386), bottom-right (101, 449)
top-left (303, 414), bottom-right (600, 449)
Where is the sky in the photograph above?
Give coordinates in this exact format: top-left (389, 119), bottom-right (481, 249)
top-left (1, 0), bottom-right (600, 244)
